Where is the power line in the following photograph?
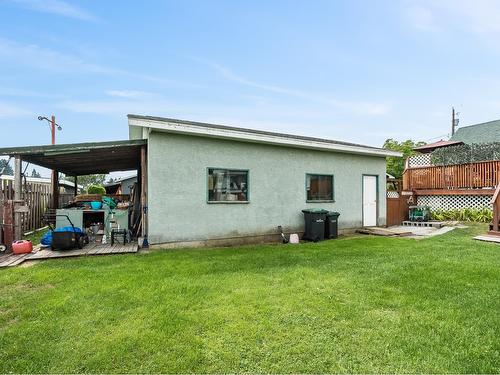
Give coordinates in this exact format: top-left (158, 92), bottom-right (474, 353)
top-left (424, 133), bottom-right (450, 142)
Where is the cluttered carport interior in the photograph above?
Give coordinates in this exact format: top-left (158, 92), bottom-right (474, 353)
top-left (0, 140), bottom-right (148, 258)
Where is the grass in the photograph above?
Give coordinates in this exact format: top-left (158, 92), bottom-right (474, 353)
top-left (23, 228), bottom-right (49, 246)
top-left (0, 224), bottom-right (499, 373)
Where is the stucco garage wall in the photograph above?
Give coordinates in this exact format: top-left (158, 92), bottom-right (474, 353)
top-left (147, 131), bottom-right (387, 245)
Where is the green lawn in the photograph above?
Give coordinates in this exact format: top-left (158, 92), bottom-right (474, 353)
top-left (1, 225), bottom-right (499, 373)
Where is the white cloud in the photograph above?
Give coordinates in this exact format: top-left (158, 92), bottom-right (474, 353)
top-left (0, 101), bottom-right (30, 118)
top-left (406, 0), bottom-right (500, 34)
top-left (447, 0), bottom-right (500, 34)
top-left (0, 38), bottom-right (191, 87)
top-left (106, 90), bottom-right (153, 99)
top-left (406, 5), bottom-right (438, 31)
top-left (0, 87), bottom-right (62, 98)
top-left (205, 61), bottom-right (391, 116)
top-left (58, 98), bottom-right (173, 115)
top-left (7, 0), bottom-right (98, 21)
top-left (0, 37), bottom-right (119, 74)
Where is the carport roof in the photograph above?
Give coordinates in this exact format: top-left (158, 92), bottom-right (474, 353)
top-left (0, 139), bottom-right (146, 176)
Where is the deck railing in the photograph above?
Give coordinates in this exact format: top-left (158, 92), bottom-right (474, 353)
top-left (403, 160), bottom-right (500, 191)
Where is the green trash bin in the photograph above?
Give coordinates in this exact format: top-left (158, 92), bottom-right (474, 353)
top-left (302, 208), bottom-right (329, 242)
top-left (325, 212), bottom-right (340, 239)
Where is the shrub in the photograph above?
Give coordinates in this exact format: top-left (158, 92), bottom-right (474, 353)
top-left (87, 184), bottom-right (106, 195)
top-left (430, 207), bottom-right (493, 223)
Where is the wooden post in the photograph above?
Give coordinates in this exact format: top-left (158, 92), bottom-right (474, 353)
top-left (492, 177), bottom-right (500, 233)
top-left (51, 170), bottom-right (59, 209)
top-left (3, 201), bottom-right (13, 251)
top-left (493, 200), bottom-right (499, 233)
top-left (0, 179), bottom-right (3, 247)
top-left (13, 155), bottom-right (22, 240)
top-left (140, 145), bottom-right (147, 239)
top-left (74, 176), bottom-right (78, 197)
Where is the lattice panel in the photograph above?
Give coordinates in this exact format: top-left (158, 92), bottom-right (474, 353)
top-left (416, 195), bottom-right (492, 211)
top-left (408, 153), bottom-right (432, 168)
top-left (387, 191), bottom-right (399, 198)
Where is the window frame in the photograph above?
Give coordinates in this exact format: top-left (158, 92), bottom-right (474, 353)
top-left (305, 173), bottom-right (335, 203)
top-left (206, 167), bottom-right (250, 204)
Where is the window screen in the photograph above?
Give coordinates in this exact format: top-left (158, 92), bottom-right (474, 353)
top-left (208, 169), bottom-right (248, 202)
top-left (306, 174), bottom-right (334, 201)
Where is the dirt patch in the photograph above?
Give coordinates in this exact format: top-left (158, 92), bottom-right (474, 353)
top-left (18, 260), bottom-right (42, 268)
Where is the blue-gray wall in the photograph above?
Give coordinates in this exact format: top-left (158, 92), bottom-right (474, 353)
top-left (147, 131), bottom-right (387, 245)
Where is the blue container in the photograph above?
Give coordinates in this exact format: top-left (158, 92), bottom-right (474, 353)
top-left (90, 201), bottom-right (102, 210)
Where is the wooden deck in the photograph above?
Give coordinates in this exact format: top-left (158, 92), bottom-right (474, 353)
top-left (403, 160), bottom-right (500, 191)
top-left (409, 188), bottom-right (495, 196)
top-left (0, 242), bottom-right (139, 268)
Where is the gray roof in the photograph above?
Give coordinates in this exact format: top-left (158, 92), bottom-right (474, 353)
top-left (104, 173), bottom-right (137, 187)
top-left (127, 114), bottom-right (389, 152)
top-left (0, 140), bottom-right (146, 176)
top-left (451, 119), bottom-right (500, 144)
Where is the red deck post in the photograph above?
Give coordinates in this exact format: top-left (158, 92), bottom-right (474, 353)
top-left (140, 145), bottom-right (147, 238)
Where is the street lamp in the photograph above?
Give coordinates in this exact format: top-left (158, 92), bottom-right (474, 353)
top-left (37, 115), bottom-right (63, 210)
top-left (37, 115), bottom-right (62, 145)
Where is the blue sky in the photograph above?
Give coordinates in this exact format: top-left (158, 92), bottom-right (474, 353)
top-left (1, 0), bottom-right (500, 177)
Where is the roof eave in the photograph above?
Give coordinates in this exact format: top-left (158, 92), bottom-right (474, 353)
top-left (128, 117), bottom-right (401, 158)
top-left (0, 139), bottom-right (147, 157)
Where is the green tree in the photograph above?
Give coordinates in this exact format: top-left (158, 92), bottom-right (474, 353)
top-left (67, 174), bottom-right (106, 192)
top-left (30, 168), bottom-right (41, 178)
top-left (0, 159), bottom-right (13, 176)
top-left (383, 139), bottom-right (426, 178)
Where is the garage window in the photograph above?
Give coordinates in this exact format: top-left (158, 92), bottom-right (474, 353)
top-left (208, 168), bottom-right (249, 203)
top-left (306, 174), bottom-right (334, 202)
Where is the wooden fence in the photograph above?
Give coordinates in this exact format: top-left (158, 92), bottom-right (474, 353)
top-left (0, 179), bottom-right (73, 234)
top-left (403, 160), bottom-right (500, 191)
top-left (386, 183), bottom-right (410, 226)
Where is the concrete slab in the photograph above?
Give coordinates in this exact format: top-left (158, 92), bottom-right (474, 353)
top-left (474, 235), bottom-right (500, 244)
top-left (388, 225), bottom-right (455, 238)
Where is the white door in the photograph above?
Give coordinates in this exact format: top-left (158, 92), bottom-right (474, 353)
top-left (363, 175), bottom-right (378, 227)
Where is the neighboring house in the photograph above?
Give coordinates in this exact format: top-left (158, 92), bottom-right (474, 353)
top-left (450, 119), bottom-right (500, 144)
top-left (403, 119), bottom-right (500, 212)
top-left (0, 175), bottom-right (81, 195)
top-left (0, 115), bottom-right (401, 248)
top-left (104, 174), bottom-right (137, 195)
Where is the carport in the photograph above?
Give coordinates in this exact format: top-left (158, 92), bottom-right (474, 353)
top-left (0, 139), bottom-right (148, 242)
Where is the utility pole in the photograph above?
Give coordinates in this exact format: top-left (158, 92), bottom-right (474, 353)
top-left (451, 107), bottom-right (459, 136)
top-left (451, 107), bottom-right (455, 136)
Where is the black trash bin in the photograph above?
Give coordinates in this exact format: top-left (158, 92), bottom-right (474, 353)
top-left (302, 208), bottom-right (329, 242)
top-left (325, 211), bottom-right (340, 239)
